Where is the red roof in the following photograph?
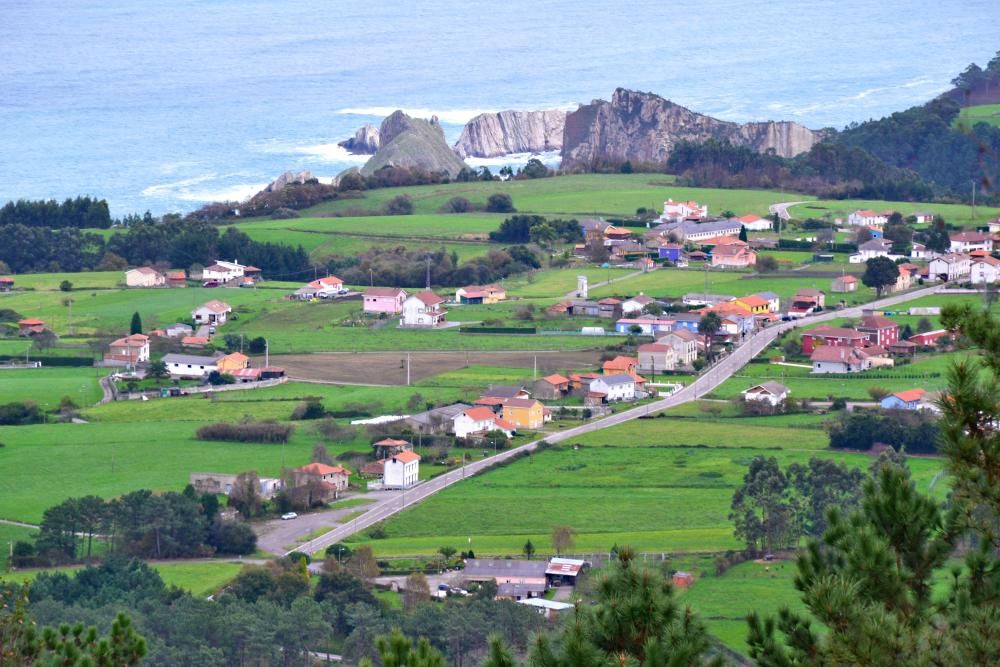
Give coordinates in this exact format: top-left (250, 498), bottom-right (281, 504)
top-left (504, 398), bottom-right (540, 409)
top-left (464, 407), bottom-right (498, 421)
top-left (365, 287), bottom-right (405, 297)
top-left (638, 343), bottom-right (672, 353)
top-left (804, 325), bottom-right (866, 340)
top-left (737, 295), bottom-right (769, 308)
top-left (198, 300), bottom-right (231, 314)
top-left (230, 368), bottom-right (262, 379)
top-left (308, 276), bottom-right (344, 288)
top-left (603, 356), bottom-right (637, 371)
top-left (0, 277), bottom-right (14, 283)
top-left (810, 346), bottom-right (868, 363)
top-left (18, 318), bottom-right (44, 326)
top-left (413, 291), bottom-right (444, 306)
top-left (860, 315), bottom-right (898, 330)
top-left (181, 336), bottom-right (210, 345)
top-left (375, 438), bottom-right (409, 446)
top-left (167, 271), bottom-right (186, 280)
top-left (296, 462), bottom-right (351, 476)
top-left (892, 389), bottom-right (926, 402)
top-left (391, 450), bottom-right (421, 463)
top-left (474, 396), bottom-right (506, 406)
top-left (493, 418), bottom-right (516, 431)
top-left (540, 374), bottom-right (570, 385)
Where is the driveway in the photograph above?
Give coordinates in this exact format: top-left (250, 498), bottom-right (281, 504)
top-left (285, 285), bottom-right (945, 557)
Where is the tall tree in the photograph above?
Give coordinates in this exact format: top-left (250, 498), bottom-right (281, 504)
top-left (699, 312), bottom-right (723, 362)
top-left (360, 629), bottom-right (446, 667)
top-left (403, 572), bottom-right (431, 611)
top-left (924, 216), bottom-right (951, 253)
top-left (129, 311), bottom-right (142, 335)
top-left (862, 256), bottom-right (900, 296)
top-left (729, 456), bottom-right (795, 555)
top-left (551, 526), bottom-right (576, 555)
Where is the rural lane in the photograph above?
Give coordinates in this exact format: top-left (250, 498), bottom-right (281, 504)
top-left (288, 284), bottom-right (944, 557)
top-left (769, 200), bottom-right (811, 221)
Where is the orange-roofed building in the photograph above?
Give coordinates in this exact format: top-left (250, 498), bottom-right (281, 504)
top-left (502, 398), bottom-right (546, 430)
top-left (533, 374), bottom-right (571, 400)
top-left (383, 450), bottom-right (421, 489)
top-left (880, 389), bottom-right (927, 411)
top-left (217, 352), bottom-right (250, 372)
top-left (603, 355), bottom-right (638, 376)
top-left (105, 334), bottom-right (150, 364)
top-left (17, 318), bottom-right (46, 336)
top-left (293, 462), bottom-right (351, 493)
top-left (734, 294), bottom-right (770, 315)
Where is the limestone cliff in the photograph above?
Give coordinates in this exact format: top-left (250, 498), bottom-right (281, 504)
top-left (454, 110), bottom-right (567, 158)
top-left (338, 124), bottom-right (380, 154)
top-left (256, 170), bottom-right (313, 196)
top-left (560, 88), bottom-right (820, 169)
top-left (360, 111), bottom-right (469, 178)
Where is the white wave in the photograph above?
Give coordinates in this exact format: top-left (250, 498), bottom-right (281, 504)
top-left (336, 103), bottom-right (579, 126)
top-left (465, 150), bottom-right (562, 168)
top-left (292, 142), bottom-right (370, 163)
top-left (142, 174), bottom-right (267, 204)
top-left (141, 174), bottom-right (220, 197)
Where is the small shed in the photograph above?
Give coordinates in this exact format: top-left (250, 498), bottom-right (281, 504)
top-left (672, 571), bottom-right (694, 588)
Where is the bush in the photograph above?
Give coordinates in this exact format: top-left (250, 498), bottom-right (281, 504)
top-left (383, 195), bottom-right (414, 215)
top-left (0, 401), bottom-right (45, 426)
top-left (486, 193), bottom-right (515, 213)
top-left (209, 521), bottom-right (258, 555)
top-left (757, 256), bottom-right (779, 273)
top-left (443, 196), bottom-right (471, 213)
top-left (207, 371), bottom-right (236, 386)
top-left (291, 399), bottom-right (326, 420)
top-left (270, 207), bottom-right (300, 220)
top-left (196, 421), bottom-right (294, 443)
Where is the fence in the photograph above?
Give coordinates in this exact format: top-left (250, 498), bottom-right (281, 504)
top-left (120, 376), bottom-right (287, 400)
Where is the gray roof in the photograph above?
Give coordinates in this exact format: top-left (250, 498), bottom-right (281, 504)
top-left (656, 219), bottom-right (741, 237)
top-left (163, 353), bottom-right (220, 366)
top-left (464, 559), bottom-right (548, 578)
top-left (683, 292), bottom-right (735, 303)
top-left (746, 381), bottom-right (789, 396)
top-left (497, 582), bottom-right (546, 597)
top-left (597, 373), bottom-right (636, 386)
top-left (407, 403), bottom-right (471, 426)
top-left (859, 239), bottom-right (892, 251)
top-left (755, 291), bottom-right (779, 301)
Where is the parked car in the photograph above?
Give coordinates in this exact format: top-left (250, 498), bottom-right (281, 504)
top-left (281, 512), bottom-right (298, 520)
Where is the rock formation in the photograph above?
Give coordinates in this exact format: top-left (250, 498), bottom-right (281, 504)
top-left (453, 110), bottom-right (567, 158)
top-left (360, 111), bottom-right (469, 178)
top-left (256, 170), bottom-right (313, 196)
top-left (338, 124), bottom-right (380, 154)
top-left (560, 88), bottom-right (821, 170)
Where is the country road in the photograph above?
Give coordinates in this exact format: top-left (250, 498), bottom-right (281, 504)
top-left (286, 284), bottom-right (945, 557)
top-left (769, 200), bottom-right (811, 221)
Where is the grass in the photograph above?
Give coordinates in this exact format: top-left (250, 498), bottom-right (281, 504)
top-left (955, 104), bottom-right (1000, 130)
top-left (0, 524), bottom-right (38, 570)
top-left (788, 198), bottom-right (1000, 228)
top-left (0, 561), bottom-right (246, 598)
top-left (0, 367), bottom-right (104, 409)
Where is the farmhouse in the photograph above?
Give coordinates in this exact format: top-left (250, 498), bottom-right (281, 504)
top-left (190, 473), bottom-right (282, 498)
top-left (657, 329), bottom-right (699, 366)
top-left (711, 240), bottom-right (757, 268)
top-left (496, 583), bottom-right (546, 601)
top-left (463, 559), bottom-right (548, 587)
top-left (655, 218), bottom-right (741, 243)
top-left (849, 239), bottom-right (896, 264)
top-left (166, 271), bottom-right (187, 287)
top-left (216, 352), bottom-right (250, 372)
top-left (589, 374), bottom-right (637, 401)
top-left (971, 256), bottom-right (1000, 284)
top-left (202, 259), bottom-right (253, 283)
top-left (546, 558), bottom-right (587, 587)
top-left (372, 438), bottom-right (411, 459)
top-left (192, 300), bottom-right (232, 326)
top-left (453, 407), bottom-right (515, 438)
top-left (482, 385), bottom-right (530, 400)
top-left (363, 287), bottom-right (407, 315)
top-left (734, 294), bottom-right (770, 315)
top-left (755, 291), bottom-right (780, 313)
top-left (741, 382), bottom-right (789, 406)
top-left (603, 355), bottom-right (638, 376)
top-left (788, 289), bottom-right (825, 318)
top-left (621, 293), bottom-right (656, 315)
top-left (637, 343), bottom-right (676, 373)
top-left (296, 275), bottom-right (346, 299)
top-left (911, 211), bottom-right (934, 224)
top-left (382, 450), bottom-right (420, 489)
top-left (831, 274), bottom-right (859, 293)
top-left (518, 598), bottom-right (574, 620)
top-left (847, 210), bottom-right (890, 227)
top-left (950, 231), bottom-right (993, 253)
top-left (857, 314), bottom-right (900, 347)
top-left (614, 317), bottom-right (673, 336)
top-left (182, 336), bottom-right (210, 347)
top-left (597, 298), bottom-right (623, 319)
top-left (928, 254), bottom-right (971, 282)
top-left (660, 198), bottom-right (708, 222)
top-left (162, 353), bottom-right (220, 378)
top-left (502, 398), bottom-right (546, 430)
top-left (533, 374), bottom-right (571, 400)
top-left (801, 325), bottom-right (867, 354)
top-left (400, 291), bottom-right (447, 327)
top-left (163, 323), bottom-right (193, 338)
top-left (880, 389), bottom-right (927, 411)
top-left (810, 346), bottom-right (871, 374)
top-left (736, 214), bottom-right (772, 231)
top-left (405, 403), bottom-right (472, 434)
top-left (17, 318), bottom-right (46, 336)
top-left (909, 329), bottom-right (951, 347)
top-left (455, 284), bottom-right (506, 304)
top-left (124, 267), bottom-right (165, 287)
top-left (105, 334), bottom-right (150, 364)
top-left (293, 463), bottom-right (351, 501)
top-left (0, 277), bottom-right (13, 292)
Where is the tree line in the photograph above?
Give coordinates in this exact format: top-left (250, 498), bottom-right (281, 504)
top-left (0, 196), bottom-right (112, 229)
top-left (0, 219), bottom-right (310, 276)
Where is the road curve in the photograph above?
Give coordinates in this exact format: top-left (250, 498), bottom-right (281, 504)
top-left (290, 285), bottom-right (944, 556)
top-left (769, 200), bottom-right (811, 221)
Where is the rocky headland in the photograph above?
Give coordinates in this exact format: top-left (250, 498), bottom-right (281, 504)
top-left (453, 110), bottom-right (566, 158)
top-left (360, 111), bottom-right (469, 177)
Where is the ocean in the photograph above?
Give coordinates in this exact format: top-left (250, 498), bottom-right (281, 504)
top-left (1, 0), bottom-right (997, 216)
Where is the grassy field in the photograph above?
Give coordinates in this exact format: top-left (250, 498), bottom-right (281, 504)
top-left (955, 104), bottom-right (1000, 130)
top-left (0, 561), bottom-right (246, 598)
top-left (788, 198), bottom-right (1000, 228)
top-left (0, 367), bottom-right (104, 409)
top-left (347, 411), bottom-right (945, 558)
top-left (0, 524), bottom-right (38, 570)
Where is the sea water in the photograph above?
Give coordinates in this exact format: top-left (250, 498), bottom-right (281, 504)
top-left (1, 0), bottom-right (997, 215)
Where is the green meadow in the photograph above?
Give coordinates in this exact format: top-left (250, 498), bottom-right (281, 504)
top-left (955, 103), bottom-right (1000, 130)
top-left (0, 367), bottom-right (104, 410)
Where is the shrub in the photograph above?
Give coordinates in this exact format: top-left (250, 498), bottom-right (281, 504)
top-left (209, 521), bottom-right (258, 555)
top-left (0, 401), bottom-right (45, 426)
top-left (290, 399), bottom-right (326, 420)
top-left (207, 371), bottom-right (236, 386)
top-left (196, 421), bottom-right (294, 443)
top-left (443, 196), bottom-right (471, 213)
top-left (383, 195), bottom-right (414, 215)
top-left (486, 193), bottom-right (515, 213)
top-left (270, 207), bottom-right (300, 220)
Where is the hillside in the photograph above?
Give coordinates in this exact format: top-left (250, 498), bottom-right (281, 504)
top-left (360, 110), bottom-right (469, 178)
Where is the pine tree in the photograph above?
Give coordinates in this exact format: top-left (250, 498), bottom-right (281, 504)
top-left (738, 225), bottom-right (748, 243)
top-left (129, 311), bottom-right (142, 335)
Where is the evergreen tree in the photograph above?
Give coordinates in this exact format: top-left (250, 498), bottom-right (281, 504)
top-left (360, 629), bottom-right (446, 667)
top-left (738, 225), bottom-right (748, 243)
top-left (129, 311), bottom-right (142, 335)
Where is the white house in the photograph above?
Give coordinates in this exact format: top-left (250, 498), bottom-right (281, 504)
top-left (164, 323), bottom-right (193, 338)
top-left (297, 275), bottom-right (346, 299)
top-left (589, 374), bottom-right (637, 402)
top-left (192, 300), bottom-right (232, 325)
top-left (661, 198), bottom-right (708, 222)
top-left (637, 343), bottom-right (676, 373)
top-left (909, 242), bottom-right (930, 260)
top-left (657, 329), bottom-right (699, 366)
top-left (928, 254), bottom-right (972, 281)
top-left (621, 294), bottom-right (656, 315)
top-left (400, 291), bottom-right (448, 327)
top-left (383, 450), bottom-right (420, 489)
top-left (736, 214), bottom-right (773, 231)
top-left (125, 267), bottom-right (165, 288)
top-left (202, 260), bottom-right (248, 283)
top-left (847, 210), bottom-right (890, 228)
top-left (950, 232), bottom-right (994, 254)
top-left (453, 407), bottom-right (514, 438)
top-left (849, 239), bottom-right (896, 264)
top-left (741, 382), bottom-right (789, 406)
top-left (755, 291), bottom-right (781, 313)
top-left (971, 256), bottom-right (1000, 284)
top-left (810, 346), bottom-right (871, 374)
top-left (162, 353), bottom-right (219, 378)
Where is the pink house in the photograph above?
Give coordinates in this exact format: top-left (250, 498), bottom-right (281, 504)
top-left (363, 287), bottom-right (407, 315)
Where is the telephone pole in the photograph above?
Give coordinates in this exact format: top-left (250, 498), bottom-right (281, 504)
top-left (425, 256), bottom-right (432, 290)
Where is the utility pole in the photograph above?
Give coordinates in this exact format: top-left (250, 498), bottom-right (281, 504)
top-left (369, 268), bottom-right (374, 287)
top-left (971, 179), bottom-right (977, 222)
top-left (264, 339), bottom-right (269, 368)
top-left (406, 352), bottom-right (411, 386)
top-left (425, 256), bottom-right (432, 290)
top-left (533, 355), bottom-right (537, 380)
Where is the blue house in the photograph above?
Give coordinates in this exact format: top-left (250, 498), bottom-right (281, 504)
top-left (657, 243), bottom-right (684, 262)
top-left (671, 313), bottom-right (701, 334)
top-left (880, 389), bottom-right (925, 410)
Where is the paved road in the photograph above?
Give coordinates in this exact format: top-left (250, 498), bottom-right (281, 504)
top-left (768, 200), bottom-right (811, 221)
top-left (0, 518), bottom-right (39, 529)
top-left (288, 285), bottom-right (945, 557)
top-left (257, 494), bottom-right (394, 554)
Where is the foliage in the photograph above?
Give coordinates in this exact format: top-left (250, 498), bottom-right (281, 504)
top-left (129, 311), bottom-right (142, 335)
top-left (0, 401), bottom-right (45, 426)
top-left (756, 255), bottom-right (779, 273)
top-left (59, 280), bottom-right (73, 292)
top-left (196, 420), bottom-right (293, 443)
top-left (551, 526), bottom-right (576, 555)
top-left (862, 256), bottom-right (900, 296)
top-left (489, 215), bottom-right (583, 245)
top-left (525, 547), bottom-right (721, 666)
top-left (403, 572), bottom-right (431, 611)
top-left (360, 628), bottom-right (446, 667)
top-left (0, 196), bottom-right (112, 229)
top-left (826, 409), bottom-right (939, 454)
top-left (729, 457), bottom-right (795, 554)
top-left (384, 195), bottom-right (415, 215)
top-left (486, 193), bottom-right (516, 213)
top-left (923, 216), bottom-right (951, 253)
top-left (699, 312), bottom-right (723, 361)
top-left (523, 539), bottom-right (536, 559)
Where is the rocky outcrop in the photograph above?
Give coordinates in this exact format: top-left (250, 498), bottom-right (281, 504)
top-left (561, 88), bottom-right (821, 169)
top-left (360, 111), bottom-right (469, 178)
top-left (338, 124), bottom-right (380, 155)
top-left (454, 110), bottom-right (567, 158)
top-left (256, 170), bottom-right (313, 196)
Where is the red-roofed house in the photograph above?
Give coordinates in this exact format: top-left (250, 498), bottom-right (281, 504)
top-left (17, 318), bottom-right (46, 336)
top-left (400, 291), bottom-right (447, 327)
top-left (363, 287), bottom-right (407, 315)
top-left (299, 275), bottom-right (346, 299)
top-left (736, 214), bottom-right (773, 231)
top-left (971, 256), bottom-right (1000, 284)
top-left (456, 284), bottom-right (506, 304)
top-left (950, 231), bottom-right (993, 253)
top-left (831, 274), bottom-right (859, 293)
top-left (637, 343), bottom-right (677, 373)
top-left (502, 398), bottom-right (546, 430)
top-left (858, 314), bottom-right (899, 347)
top-left (533, 374), bottom-right (571, 400)
top-left (734, 294), bottom-right (770, 315)
top-left (105, 334), bottom-right (150, 364)
top-left (909, 329), bottom-right (951, 347)
top-left (166, 271), bottom-right (187, 287)
top-left (801, 326), bottom-right (868, 354)
top-left (603, 356), bottom-right (638, 376)
top-left (293, 463), bottom-right (351, 498)
top-left (453, 407), bottom-right (514, 439)
top-left (711, 241), bottom-right (757, 268)
top-left (192, 300), bottom-right (232, 325)
top-left (810, 346), bottom-right (871, 374)
top-left (125, 267), bottom-right (165, 288)
top-left (0, 277), bottom-right (14, 292)
top-left (383, 450), bottom-right (421, 489)
top-left (880, 389), bottom-right (927, 410)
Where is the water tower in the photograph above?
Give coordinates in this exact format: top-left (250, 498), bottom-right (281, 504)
top-left (577, 275), bottom-right (588, 298)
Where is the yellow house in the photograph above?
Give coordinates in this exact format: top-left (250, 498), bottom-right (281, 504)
top-left (502, 398), bottom-right (545, 430)
top-left (456, 284), bottom-right (507, 305)
top-left (734, 294), bottom-right (770, 315)
top-left (217, 352), bottom-right (250, 372)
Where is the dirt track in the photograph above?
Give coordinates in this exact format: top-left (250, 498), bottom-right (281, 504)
top-left (259, 350), bottom-right (603, 386)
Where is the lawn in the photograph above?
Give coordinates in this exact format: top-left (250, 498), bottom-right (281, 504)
top-left (0, 561), bottom-right (246, 598)
top-left (788, 198), bottom-right (1000, 228)
top-left (0, 524), bottom-right (38, 570)
top-left (0, 367), bottom-right (104, 409)
top-left (955, 103), bottom-right (1000, 130)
